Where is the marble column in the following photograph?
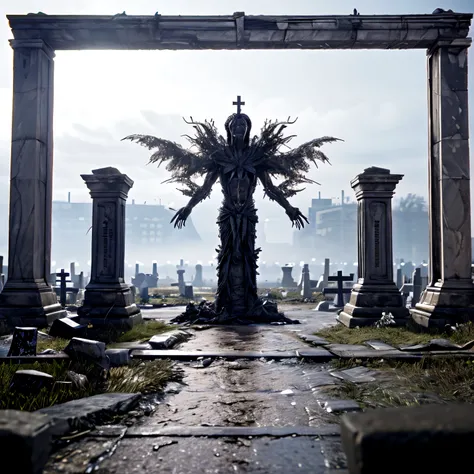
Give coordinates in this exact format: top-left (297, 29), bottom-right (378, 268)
top-left (338, 167), bottom-right (409, 327)
top-left (411, 39), bottom-right (474, 328)
top-left (78, 167), bottom-right (142, 329)
top-left (0, 40), bottom-right (65, 329)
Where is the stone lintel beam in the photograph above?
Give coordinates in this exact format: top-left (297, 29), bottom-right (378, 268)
top-left (7, 12), bottom-right (472, 51)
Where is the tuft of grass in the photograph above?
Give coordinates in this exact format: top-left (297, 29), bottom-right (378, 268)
top-left (316, 325), bottom-right (434, 347)
top-left (107, 360), bottom-right (178, 394)
top-left (0, 361), bottom-right (95, 411)
top-left (37, 337), bottom-right (69, 354)
top-left (327, 356), bottom-right (474, 409)
top-left (115, 320), bottom-right (174, 343)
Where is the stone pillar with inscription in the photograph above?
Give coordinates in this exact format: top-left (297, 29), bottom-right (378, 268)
top-left (411, 39), bottom-right (474, 328)
top-left (0, 40), bottom-right (66, 330)
top-left (338, 167), bottom-right (409, 327)
top-left (78, 167), bottom-right (142, 329)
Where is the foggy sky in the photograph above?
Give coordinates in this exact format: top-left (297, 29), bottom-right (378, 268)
top-left (0, 0), bottom-right (472, 254)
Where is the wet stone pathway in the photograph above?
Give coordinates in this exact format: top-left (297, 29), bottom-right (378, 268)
top-left (44, 307), bottom-right (352, 473)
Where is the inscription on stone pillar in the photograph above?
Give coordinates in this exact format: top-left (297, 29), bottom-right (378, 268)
top-left (374, 220), bottom-right (381, 268)
top-left (98, 203), bottom-right (115, 277)
top-left (370, 202), bottom-right (385, 277)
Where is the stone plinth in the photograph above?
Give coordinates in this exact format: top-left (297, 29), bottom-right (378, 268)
top-left (0, 40), bottom-right (65, 329)
top-left (78, 167), bottom-right (141, 330)
top-left (411, 40), bottom-right (474, 328)
top-left (193, 264), bottom-right (203, 287)
top-left (339, 167), bottom-right (409, 327)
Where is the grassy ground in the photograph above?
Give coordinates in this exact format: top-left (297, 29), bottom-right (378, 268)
top-left (316, 321), bottom-right (474, 347)
top-left (114, 320), bottom-right (173, 343)
top-left (327, 356), bottom-right (474, 408)
top-left (0, 359), bottom-right (178, 411)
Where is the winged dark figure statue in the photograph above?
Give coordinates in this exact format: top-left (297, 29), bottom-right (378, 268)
top-left (123, 96), bottom-right (341, 324)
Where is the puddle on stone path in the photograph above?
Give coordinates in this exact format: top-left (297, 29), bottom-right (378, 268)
top-left (138, 359), bottom-right (337, 429)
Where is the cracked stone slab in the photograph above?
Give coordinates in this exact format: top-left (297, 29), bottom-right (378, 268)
top-left (330, 366), bottom-right (377, 383)
top-left (319, 400), bottom-right (361, 414)
top-left (364, 340), bottom-right (397, 351)
top-left (325, 348), bottom-right (423, 361)
top-left (326, 344), bottom-right (369, 353)
top-left (296, 348), bottom-right (336, 362)
top-left (399, 338), bottom-right (474, 352)
top-left (297, 334), bottom-right (330, 346)
top-left (37, 393), bottom-right (141, 437)
top-left (131, 350), bottom-right (298, 360)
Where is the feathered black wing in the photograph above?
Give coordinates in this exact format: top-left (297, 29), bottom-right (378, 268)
top-left (122, 119), bottom-right (226, 196)
top-left (252, 119), bottom-right (342, 198)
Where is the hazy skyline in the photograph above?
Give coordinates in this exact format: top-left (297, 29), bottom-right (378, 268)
top-left (0, 0), bottom-right (472, 251)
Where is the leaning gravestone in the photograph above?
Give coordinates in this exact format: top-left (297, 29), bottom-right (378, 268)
top-left (193, 264), bottom-right (204, 287)
top-left (301, 264), bottom-right (312, 299)
top-left (184, 284), bottom-right (194, 299)
top-left (177, 269), bottom-right (186, 295)
top-left (7, 327), bottom-right (38, 356)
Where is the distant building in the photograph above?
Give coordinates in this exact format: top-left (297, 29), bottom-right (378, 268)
top-left (292, 192), bottom-right (428, 264)
top-left (52, 199), bottom-right (201, 265)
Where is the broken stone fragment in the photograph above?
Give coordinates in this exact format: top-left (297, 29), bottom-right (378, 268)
top-left (64, 337), bottom-right (110, 370)
top-left (66, 371), bottom-right (89, 390)
top-left (105, 348), bottom-right (131, 367)
top-left (10, 369), bottom-right (54, 394)
top-left (0, 410), bottom-right (53, 474)
top-left (7, 327), bottom-right (38, 357)
top-left (49, 317), bottom-right (87, 339)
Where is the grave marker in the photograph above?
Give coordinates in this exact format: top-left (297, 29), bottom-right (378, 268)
top-left (323, 271), bottom-right (354, 308)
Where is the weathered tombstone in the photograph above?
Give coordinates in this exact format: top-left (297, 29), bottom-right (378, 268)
top-left (7, 327), bottom-right (38, 356)
top-left (301, 264), bottom-right (312, 299)
top-left (396, 268), bottom-right (403, 289)
top-left (64, 337), bottom-right (110, 371)
top-left (193, 264), bottom-right (204, 287)
top-left (70, 262), bottom-right (76, 281)
top-left (412, 267), bottom-right (422, 308)
top-left (339, 167), bottom-right (409, 327)
top-left (78, 271), bottom-right (85, 290)
top-left (152, 262), bottom-right (158, 278)
top-left (323, 258), bottom-right (330, 289)
top-left (140, 281), bottom-right (149, 303)
top-left (184, 284), bottom-right (194, 299)
top-left (130, 285), bottom-right (137, 302)
top-left (49, 318), bottom-right (87, 339)
top-left (281, 265), bottom-right (296, 288)
top-left (177, 269), bottom-right (185, 295)
top-left (78, 168), bottom-right (142, 330)
top-left (145, 273), bottom-right (158, 288)
top-left (10, 370), bottom-right (54, 394)
top-left (135, 263), bottom-right (140, 277)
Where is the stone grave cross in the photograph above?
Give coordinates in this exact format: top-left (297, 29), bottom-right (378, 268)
top-left (323, 271), bottom-right (354, 308)
top-left (56, 269), bottom-right (70, 307)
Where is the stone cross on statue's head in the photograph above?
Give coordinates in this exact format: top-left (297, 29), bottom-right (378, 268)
top-left (233, 95), bottom-right (245, 114)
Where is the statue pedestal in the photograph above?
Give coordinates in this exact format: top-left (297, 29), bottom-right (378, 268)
top-left (338, 167), bottom-right (409, 327)
top-left (78, 168), bottom-right (142, 330)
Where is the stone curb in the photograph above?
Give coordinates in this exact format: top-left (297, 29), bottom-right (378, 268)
top-left (114, 425), bottom-right (341, 438)
top-left (37, 393), bottom-right (141, 437)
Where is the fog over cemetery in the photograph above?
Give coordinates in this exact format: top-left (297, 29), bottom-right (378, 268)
top-left (0, 1), bottom-right (474, 473)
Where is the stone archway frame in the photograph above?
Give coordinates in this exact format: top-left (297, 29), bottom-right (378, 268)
top-left (0, 11), bottom-right (472, 328)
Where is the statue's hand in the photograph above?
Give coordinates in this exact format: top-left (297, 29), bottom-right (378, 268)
top-left (171, 206), bottom-right (192, 229)
top-left (286, 207), bottom-right (309, 230)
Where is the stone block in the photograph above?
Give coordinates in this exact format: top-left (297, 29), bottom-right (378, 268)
top-left (37, 393), bottom-right (141, 437)
top-left (315, 301), bottom-right (330, 311)
top-left (341, 404), bottom-right (474, 474)
top-left (0, 409), bottom-right (53, 474)
top-left (64, 337), bottom-right (109, 370)
top-left (10, 369), bottom-right (54, 394)
top-left (49, 317), bottom-right (87, 339)
top-left (105, 348), bottom-right (131, 367)
top-left (320, 400), bottom-right (361, 414)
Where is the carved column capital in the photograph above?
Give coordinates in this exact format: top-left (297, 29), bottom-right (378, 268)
top-left (9, 39), bottom-right (55, 58)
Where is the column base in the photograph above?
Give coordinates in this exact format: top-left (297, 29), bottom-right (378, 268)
top-left (338, 282), bottom-right (409, 328)
top-left (77, 282), bottom-right (142, 330)
top-left (0, 281), bottom-right (66, 330)
top-left (410, 282), bottom-right (474, 329)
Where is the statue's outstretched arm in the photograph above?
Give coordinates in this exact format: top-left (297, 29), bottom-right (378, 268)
top-left (171, 169), bottom-right (219, 229)
top-left (258, 171), bottom-right (309, 230)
